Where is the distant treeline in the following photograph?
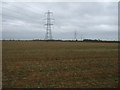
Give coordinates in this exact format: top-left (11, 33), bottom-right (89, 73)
top-left (82, 39), bottom-right (119, 43)
top-left (1, 39), bottom-right (120, 43)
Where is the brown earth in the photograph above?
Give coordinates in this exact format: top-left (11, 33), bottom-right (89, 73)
top-left (2, 41), bottom-right (118, 88)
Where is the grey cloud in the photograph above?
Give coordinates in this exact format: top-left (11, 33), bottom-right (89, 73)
top-left (2, 2), bottom-right (118, 41)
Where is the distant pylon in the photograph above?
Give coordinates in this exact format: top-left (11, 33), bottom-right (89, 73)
top-left (74, 31), bottom-right (77, 41)
top-left (44, 10), bottom-right (54, 40)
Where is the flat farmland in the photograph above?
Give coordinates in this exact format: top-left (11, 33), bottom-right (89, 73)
top-left (2, 41), bottom-right (118, 88)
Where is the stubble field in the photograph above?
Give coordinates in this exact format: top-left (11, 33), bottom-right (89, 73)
top-left (2, 41), bottom-right (118, 88)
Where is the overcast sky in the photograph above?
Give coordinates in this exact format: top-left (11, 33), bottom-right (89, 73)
top-left (2, 2), bottom-right (118, 41)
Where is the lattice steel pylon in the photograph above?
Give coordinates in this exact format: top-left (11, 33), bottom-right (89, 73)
top-left (74, 31), bottom-right (77, 41)
top-left (44, 10), bottom-right (54, 40)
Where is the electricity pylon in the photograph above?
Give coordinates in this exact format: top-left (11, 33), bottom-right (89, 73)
top-left (44, 10), bottom-right (54, 40)
top-left (74, 31), bottom-right (77, 41)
